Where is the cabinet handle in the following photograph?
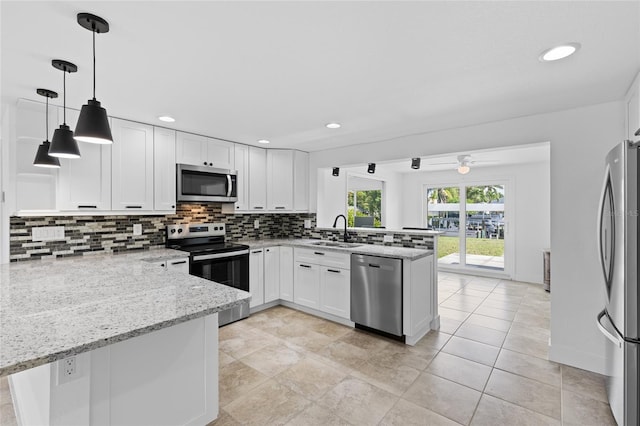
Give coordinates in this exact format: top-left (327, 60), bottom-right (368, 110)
top-left (253, 206), bottom-right (264, 209)
top-left (78, 205), bottom-right (97, 209)
top-left (368, 263), bottom-right (380, 268)
top-left (275, 206), bottom-right (286, 210)
top-left (314, 252), bottom-right (325, 256)
top-left (126, 205), bottom-right (142, 209)
top-left (160, 263), bottom-right (165, 267)
top-left (171, 205), bottom-right (175, 209)
top-left (252, 250), bottom-right (263, 254)
top-left (327, 269), bottom-right (340, 273)
top-left (170, 260), bottom-right (187, 265)
top-left (203, 161), bottom-right (208, 165)
top-left (209, 163), bottom-right (213, 166)
top-left (299, 264), bottom-right (311, 268)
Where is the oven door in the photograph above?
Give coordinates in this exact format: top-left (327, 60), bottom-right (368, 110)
top-left (190, 250), bottom-right (249, 291)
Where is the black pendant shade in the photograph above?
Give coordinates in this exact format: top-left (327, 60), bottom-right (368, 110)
top-left (33, 88), bottom-right (61, 168)
top-left (74, 13), bottom-right (112, 144)
top-left (75, 99), bottom-right (112, 144)
top-left (49, 59), bottom-right (81, 159)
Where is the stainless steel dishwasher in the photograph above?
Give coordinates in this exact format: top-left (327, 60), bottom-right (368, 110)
top-left (351, 254), bottom-right (403, 337)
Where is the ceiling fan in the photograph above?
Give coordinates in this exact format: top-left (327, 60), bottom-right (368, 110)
top-left (424, 154), bottom-right (495, 174)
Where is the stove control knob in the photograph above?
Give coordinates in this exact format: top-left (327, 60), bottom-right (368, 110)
top-left (178, 228), bottom-right (183, 233)
top-left (170, 229), bottom-right (176, 234)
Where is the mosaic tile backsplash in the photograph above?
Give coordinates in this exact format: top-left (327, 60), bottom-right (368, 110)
top-left (9, 204), bottom-right (436, 261)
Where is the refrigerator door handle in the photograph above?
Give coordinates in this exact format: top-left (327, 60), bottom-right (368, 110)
top-left (596, 309), bottom-right (623, 348)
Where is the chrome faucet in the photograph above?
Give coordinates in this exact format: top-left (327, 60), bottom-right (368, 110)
top-left (332, 214), bottom-right (350, 242)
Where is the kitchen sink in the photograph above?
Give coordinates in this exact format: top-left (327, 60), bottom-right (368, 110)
top-left (309, 241), bottom-right (362, 248)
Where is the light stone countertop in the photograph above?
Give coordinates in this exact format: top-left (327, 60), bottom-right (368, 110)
top-left (238, 238), bottom-right (433, 260)
top-left (0, 248), bottom-right (251, 377)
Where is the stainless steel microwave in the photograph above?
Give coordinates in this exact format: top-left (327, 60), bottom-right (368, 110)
top-left (176, 164), bottom-right (238, 203)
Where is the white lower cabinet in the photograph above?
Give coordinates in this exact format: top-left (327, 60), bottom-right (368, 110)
top-left (319, 266), bottom-right (350, 318)
top-left (249, 249), bottom-right (265, 308)
top-left (294, 262), bottom-right (320, 309)
top-left (264, 247), bottom-right (280, 303)
top-left (279, 246), bottom-right (294, 302)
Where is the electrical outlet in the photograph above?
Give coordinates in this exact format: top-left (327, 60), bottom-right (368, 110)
top-left (254, 220), bottom-right (259, 229)
top-left (133, 223), bottom-right (142, 236)
top-left (383, 235), bottom-right (394, 243)
top-left (57, 356), bottom-right (78, 384)
top-left (304, 219), bottom-right (311, 229)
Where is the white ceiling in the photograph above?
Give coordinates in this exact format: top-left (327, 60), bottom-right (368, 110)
top-left (2, 1), bottom-right (639, 152)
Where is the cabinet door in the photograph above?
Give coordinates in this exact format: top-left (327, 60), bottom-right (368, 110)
top-left (248, 147), bottom-right (267, 211)
top-left (279, 246), bottom-right (294, 302)
top-left (293, 150), bottom-right (309, 212)
top-left (264, 247), bottom-right (280, 303)
top-left (58, 108), bottom-right (112, 211)
top-left (294, 262), bottom-right (320, 309)
top-left (267, 150), bottom-right (293, 211)
top-left (154, 127), bottom-right (176, 212)
top-left (111, 119), bottom-right (154, 211)
top-left (166, 258), bottom-right (189, 274)
top-left (207, 139), bottom-right (235, 170)
top-left (320, 266), bottom-right (350, 319)
top-left (249, 249), bottom-right (265, 308)
top-left (234, 144), bottom-right (249, 211)
top-left (176, 132), bottom-right (209, 166)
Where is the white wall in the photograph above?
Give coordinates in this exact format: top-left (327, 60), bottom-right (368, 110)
top-left (401, 160), bottom-right (550, 284)
top-left (310, 100), bottom-right (625, 374)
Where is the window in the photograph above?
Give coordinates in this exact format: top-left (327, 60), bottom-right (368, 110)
top-left (347, 175), bottom-right (384, 228)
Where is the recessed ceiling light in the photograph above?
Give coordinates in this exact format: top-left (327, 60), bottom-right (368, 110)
top-left (326, 122), bottom-right (341, 129)
top-left (158, 116), bottom-right (175, 123)
top-left (539, 43), bottom-right (581, 62)
top-left (257, 139), bottom-right (270, 144)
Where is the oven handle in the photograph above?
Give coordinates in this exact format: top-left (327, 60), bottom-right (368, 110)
top-left (192, 249), bottom-right (249, 262)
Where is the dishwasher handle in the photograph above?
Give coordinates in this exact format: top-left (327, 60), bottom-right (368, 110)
top-left (368, 263), bottom-right (380, 268)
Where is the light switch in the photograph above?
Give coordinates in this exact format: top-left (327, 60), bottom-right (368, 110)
top-left (254, 220), bottom-right (259, 229)
top-left (304, 219), bottom-right (311, 229)
top-left (383, 235), bottom-right (394, 243)
top-left (32, 226), bottom-right (65, 242)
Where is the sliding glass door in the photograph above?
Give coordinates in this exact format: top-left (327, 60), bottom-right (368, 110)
top-left (425, 183), bottom-right (507, 274)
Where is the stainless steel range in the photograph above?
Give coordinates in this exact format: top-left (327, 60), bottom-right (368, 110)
top-left (166, 223), bottom-right (250, 326)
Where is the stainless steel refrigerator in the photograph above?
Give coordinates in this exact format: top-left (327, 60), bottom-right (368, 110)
top-left (597, 140), bottom-right (640, 426)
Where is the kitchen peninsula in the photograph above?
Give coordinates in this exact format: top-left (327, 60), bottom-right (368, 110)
top-left (0, 249), bottom-right (250, 425)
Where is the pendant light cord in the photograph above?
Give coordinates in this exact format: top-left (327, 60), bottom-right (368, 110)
top-left (45, 95), bottom-right (49, 140)
top-left (62, 67), bottom-right (67, 125)
top-left (92, 27), bottom-right (96, 100)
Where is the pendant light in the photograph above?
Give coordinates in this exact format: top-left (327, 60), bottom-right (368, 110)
top-left (33, 88), bottom-right (61, 168)
top-left (49, 59), bottom-right (81, 159)
top-left (74, 13), bottom-right (112, 144)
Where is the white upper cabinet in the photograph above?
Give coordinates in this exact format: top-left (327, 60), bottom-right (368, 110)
top-left (154, 127), bottom-right (177, 212)
top-left (176, 132), bottom-right (235, 170)
top-left (57, 108), bottom-right (112, 211)
top-left (234, 144), bottom-right (249, 211)
top-left (293, 150), bottom-right (309, 212)
top-left (13, 99), bottom-right (60, 212)
top-left (111, 118), bottom-right (154, 211)
top-left (626, 72), bottom-right (640, 140)
top-left (248, 146), bottom-right (267, 211)
top-left (267, 149), bottom-right (294, 211)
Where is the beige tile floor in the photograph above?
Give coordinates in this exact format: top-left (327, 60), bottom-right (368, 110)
top-left (0, 272), bottom-right (616, 426)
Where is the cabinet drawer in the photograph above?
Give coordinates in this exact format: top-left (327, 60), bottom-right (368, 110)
top-left (294, 247), bottom-right (350, 269)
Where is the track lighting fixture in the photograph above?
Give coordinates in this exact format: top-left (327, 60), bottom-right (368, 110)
top-left (367, 163), bottom-right (376, 174)
top-left (74, 13), bottom-right (113, 144)
top-left (49, 60), bottom-right (81, 159)
top-left (332, 167), bottom-right (340, 177)
top-left (411, 158), bottom-right (421, 169)
top-left (33, 88), bottom-right (61, 168)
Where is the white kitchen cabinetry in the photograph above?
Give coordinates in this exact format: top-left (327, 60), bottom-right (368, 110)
top-left (111, 119), bottom-right (154, 211)
top-left (13, 99), bottom-right (59, 212)
top-left (249, 248), bottom-right (265, 308)
top-left (294, 262), bottom-right (320, 309)
top-left (57, 108), bottom-right (112, 212)
top-left (279, 246), bottom-right (294, 302)
top-left (248, 147), bottom-right (267, 211)
top-left (293, 150), bottom-right (309, 212)
top-left (233, 144), bottom-right (249, 211)
top-left (625, 72), bottom-right (640, 140)
top-left (267, 150), bottom-right (294, 211)
top-left (293, 248), bottom-right (351, 319)
top-left (319, 266), bottom-right (350, 318)
top-left (153, 127), bottom-right (176, 212)
top-left (176, 132), bottom-right (235, 170)
top-left (264, 247), bottom-right (280, 303)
